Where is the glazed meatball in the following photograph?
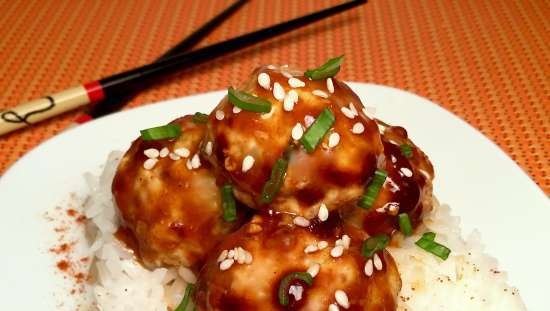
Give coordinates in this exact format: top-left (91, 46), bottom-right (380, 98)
top-left (203, 66), bottom-right (383, 218)
top-left (344, 120), bottom-right (435, 236)
top-left (112, 115), bottom-right (244, 268)
top-left (195, 214), bottom-right (401, 311)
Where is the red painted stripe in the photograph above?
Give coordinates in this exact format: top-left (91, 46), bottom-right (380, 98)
top-left (75, 114), bottom-right (93, 124)
top-left (83, 81), bottom-right (105, 103)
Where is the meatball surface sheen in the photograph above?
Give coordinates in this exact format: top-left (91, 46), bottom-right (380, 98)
top-left (204, 66), bottom-right (383, 218)
top-left (195, 214), bottom-right (401, 311)
top-left (112, 116), bottom-right (243, 268)
top-left (344, 120), bottom-right (435, 236)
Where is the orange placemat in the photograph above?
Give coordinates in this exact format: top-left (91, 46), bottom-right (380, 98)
top-left (0, 0), bottom-right (548, 193)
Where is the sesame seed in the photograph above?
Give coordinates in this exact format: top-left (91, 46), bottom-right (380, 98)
top-left (227, 249), bottom-right (235, 259)
top-left (341, 107), bottom-right (355, 119)
top-left (400, 167), bottom-right (413, 177)
top-left (217, 250), bottom-right (228, 262)
top-left (186, 159), bottom-right (193, 170)
top-left (289, 285), bottom-right (303, 301)
top-left (191, 154), bottom-right (201, 169)
top-left (329, 303), bottom-right (340, 311)
top-left (284, 93), bottom-right (296, 111)
top-left (244, 251), bottom-right (253, 264)
top-left (169, 152), bottom-right (181, 161)
top-left (351, 122), bottom-right (365, 134)
top-left (174, 147), bottom-right (190, 158)
top-left (215, 110), bottom-right (225, 120)
top-left (242, 155), bottom-right (255, 172)
top-left (281, 71), bottom-right (293, 79)
top-left (304, 115), bottom-right (315, 127)
top-left (159, 147), bottom-right (169, 158)
top-left (327, 78), bottom-right (334, 93)
top-left (288, 77), bottom-right (305, 88)
top-left (205, 141), bottom-right (213, 156)
top-left (328, 132), bottom-right (340, 148)
top-left (144, 148), bottom-right (159, 158)
top-left (330, 245), bottom-right (344, 258)
top-left (335, 290), bottom-right (350, 309)
top-left (312, 89), bottom-right (328, 98)
top-left (318, 241), bottom-right (328, 250)
top-left (266, 64), bottom-right (277, 70)
top-left (291, 123), bottom-right (304, 140)
top-left (388, 203), bottom-right (399, 215)
top-left (375, 207), bottom-right (386, 213)
top-left (178, 266), bottom-right (197, 284)
top-left (143, 158), bottom-right (158, 170)
top-left (307, 263), bottom-right (320, 278)
top-left (233, 106), bottom-right (242, 114)
top-left (349, 103), bottom-right (358, 116)
top-left (341, 235), bottom-right (351, 249)
top-left (304, 244), bottom-right (319, 254)
top-left (273, 82), bottom-right (285, 101)
top-left (236, 247), bottom-right (246, 264)
top-left (373, 253), bottom-right (383, 271)
top-left (318, 203), bottom-right (329, 221)
top-left (391, 155), bottom-right (397, 163)
top-left (293, 216), bottom-right (310, 227)
top-left (258, 72), bottom-right (271, 90)
top-left (364, 259), bottom-right (374, 277)
top-left (219, 258), bottom-right (235, 271)
top-left (288, 89), bottom-right (299, 102)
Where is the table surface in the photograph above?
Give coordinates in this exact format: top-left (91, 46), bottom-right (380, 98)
top-left (0, 0), bottom-right (548, 194)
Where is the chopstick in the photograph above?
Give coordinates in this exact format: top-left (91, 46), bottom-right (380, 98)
top-left (77, 0), bottom-right (248, 123)
top-left (0, 0), bottom-right (367, 136)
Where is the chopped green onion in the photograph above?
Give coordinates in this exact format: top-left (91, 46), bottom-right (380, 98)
top-left (227, 87), bottom-right (272, 113)
top-left (398, 213), bottom-right (413, 236)
top-left (400, 144), bottom-right (413, 158)
top-left (277, 272), bottom-right (313, 306)
top-left (140, 124), bottom-right (181, 141)
top-left (192, 112), bottom-right (209, 123)
top-left (175, 283), bottom-right (195, 311)
top-left (361, 234), bottom-right (390, 258)
top-left (358, 169), bottom-right (388, 209)
top-left (300, 108), bottom-right (335, 152)
top-left (260, 158), bottom-right (288, 204)
top-left (304, 55), bottom-right (345, 80)
top-left (415, 233), bottom-right (451, 260)
top-left (220, 184), bottom-right (237, 222)
top-left (421, 231), bottom-right (436, 241)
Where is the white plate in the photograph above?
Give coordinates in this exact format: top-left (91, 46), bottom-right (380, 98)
top-left (0, 83), bottom-right (547, 310)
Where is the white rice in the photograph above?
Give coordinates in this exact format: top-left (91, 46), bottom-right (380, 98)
top-left (82, 152), bottom-right (526, 310)
top-left (389, 200), bottom-right (527, 311)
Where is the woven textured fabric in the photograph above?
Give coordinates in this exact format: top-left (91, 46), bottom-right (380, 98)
top-left (0, 0), bottom-right (548, 193)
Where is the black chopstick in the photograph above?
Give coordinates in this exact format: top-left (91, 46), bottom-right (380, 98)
top-left (0, 0), bottom-right (366, 136)
top-left (83, 0), bottom-right (248, 121)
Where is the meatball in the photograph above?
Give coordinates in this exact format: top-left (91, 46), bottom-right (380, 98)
top-left (203, 66), bottom-right (383, 218)
top-left (344, 120), bottom-right (435, 236)
top-left (195, 214), bottom-right (401, 311)
top-left (112, 115), bottom-right (244, 268)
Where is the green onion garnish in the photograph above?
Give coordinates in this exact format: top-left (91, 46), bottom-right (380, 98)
top-left (398, 213), bottom-right (413, 236)
top-left (192, 112), bottom-right (209, 123)
top-left (220, 184), bottom-right (237, 222)
top-left (358, 169), bottom-right (388, 209)
top-left (174, 283), bottom-right (195, 311)
top-left (140, 124), bottom-right (181, 141)
top-left (421, 231), bottom-right (436, 241)
top-left (304, 55), bottom-right (345, 80)
top-left (361, 234), bottom-right (390, 258)
top-left (260, 158), bottom-right (288, 204)
top-left (277, 272), bottom-right (313, 306)
top-left (227, 87), bottom-right (272, 113)
top-left (400, 144), bottom-right (413, 158)
top-left (415, 233), bottom-right (451, 260)
top-left (300, 108), bottom-right (335, 152)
